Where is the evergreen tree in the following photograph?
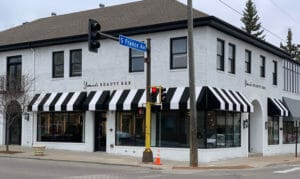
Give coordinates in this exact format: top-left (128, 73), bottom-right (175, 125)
top-left (241, 0), bottom-right (265, 40)
top-left (280, 28), bottom-right (300, 61)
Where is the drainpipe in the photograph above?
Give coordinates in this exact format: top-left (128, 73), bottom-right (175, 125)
top-left (30, 48), bottom-right (35, 146)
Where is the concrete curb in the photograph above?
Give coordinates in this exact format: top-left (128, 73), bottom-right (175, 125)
top-left (0, 154), bottom-right (174, 170)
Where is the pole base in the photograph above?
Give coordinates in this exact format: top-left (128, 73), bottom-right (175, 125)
top-left (142, 149), bottom-right (153, 163)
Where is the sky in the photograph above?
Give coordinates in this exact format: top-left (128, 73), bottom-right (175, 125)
top-left (0, 0), bottom-right (299, 47)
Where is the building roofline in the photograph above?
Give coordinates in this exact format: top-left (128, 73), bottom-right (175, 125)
top-left (0, 16), bottom-right (293, 63)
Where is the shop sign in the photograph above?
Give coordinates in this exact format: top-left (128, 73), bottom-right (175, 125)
top-left (83, 80), bottom-right (131, 90)
top-left (245, 80), bottom-right (266, 90)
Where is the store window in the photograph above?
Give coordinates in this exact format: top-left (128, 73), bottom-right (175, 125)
top-left (116, 112), bottom-right (145, 146)
top-left (245, 50), bottom-right (251, 73)
top-left (198, 111), bottom-right (241, 149)
top-left (283, 121), bottom-right (295, 144)
top-left (217, 39), bottom-right (225, 71)
top-left (70, 49), bottom-right (82, 77)
top-left (170, 37), bottom-right (187, 69)
top-left (228, 43), bottom-right (235, 74)
top-left (37, 112), bottom-right (84, 142)
top-left (129, 48), bottom-right (144, 72)
top-left (156, 111), bottom-right (189, 147)
top-left (52, 51), bottom-right (64, 78)
top-left (283, 121), bottom-right (300, 144)
top-left (268, 116), bottom-right (279, 145)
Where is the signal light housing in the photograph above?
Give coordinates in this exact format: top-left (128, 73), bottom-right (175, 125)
top-left (150, 87), bottom-right (159, 103)
top-left (88, 19), bottom-right (101, 52)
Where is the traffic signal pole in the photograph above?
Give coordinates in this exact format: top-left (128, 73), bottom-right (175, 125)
top-left (142, 38), bottom-right (153, 163)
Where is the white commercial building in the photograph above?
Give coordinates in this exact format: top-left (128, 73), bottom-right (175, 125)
top-left (0, 0), bottom-right (299, 162)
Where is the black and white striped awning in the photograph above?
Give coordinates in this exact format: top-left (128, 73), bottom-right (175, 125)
top-left (28, 92), bottom-right (87, 112)
top-left (28, 86), bottom-right (254, 113)
top-left (268, 98), bottom-right (289, 117)
top-left (103, 86), bottom-right (253, 112)
top-left (161, 86), bottom-right (253, 113)
top-left (82, 90), bottom-right (111, 111)
top-left (108, 89), bottom-right (146, 111)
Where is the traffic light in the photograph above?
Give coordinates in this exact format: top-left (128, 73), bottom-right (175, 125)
top-left (88, 19), bottom-right (101, 53)
top-left (150, 86), bottom-right (159, 103)
top-left (160, 87), bottom-right (167, 103)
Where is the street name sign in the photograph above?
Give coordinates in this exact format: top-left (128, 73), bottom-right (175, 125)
top-left (119, 35), bottom-right (147, 52)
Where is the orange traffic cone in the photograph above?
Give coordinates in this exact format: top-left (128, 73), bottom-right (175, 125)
top-left (154, 149), bottom-right (162, 165)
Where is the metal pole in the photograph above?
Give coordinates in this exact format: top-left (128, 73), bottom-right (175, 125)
top-left (142, 39), bottom-right (153, 163)
top-left (296, 122), bottom-right (298, 158)
top-left (188, 0), bottom-right (198, 167)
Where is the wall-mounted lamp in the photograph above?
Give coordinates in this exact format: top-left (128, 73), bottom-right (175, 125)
top-left (265, 121), bottom-right (269, 130)
top-left (23, 112), bottom-right (30, 121)
top-left (243, 119), bottom-right (248, 129)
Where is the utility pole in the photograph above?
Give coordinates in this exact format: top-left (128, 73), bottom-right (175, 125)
top-left (187, 0), bottom-right (198, 167)
top-left (142, 38), bottom-right (153, 163)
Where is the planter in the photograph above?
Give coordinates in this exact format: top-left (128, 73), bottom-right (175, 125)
top-left (32, 145), bottom-right (46, 156)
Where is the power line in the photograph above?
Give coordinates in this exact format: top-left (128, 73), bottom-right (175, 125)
top-left (268, 0), bottom-right (296, 23)
top-left (217, 0), bottom-right (285, 43)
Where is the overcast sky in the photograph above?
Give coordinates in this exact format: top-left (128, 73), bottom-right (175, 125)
top-left (0, 0), bottom-right (299, 47)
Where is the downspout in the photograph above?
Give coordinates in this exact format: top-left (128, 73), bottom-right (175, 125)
top-left (30, 48), bottom-right (35, 146)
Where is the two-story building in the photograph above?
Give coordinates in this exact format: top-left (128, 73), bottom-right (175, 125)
top-left (0, 0), bottom-right (299, 162)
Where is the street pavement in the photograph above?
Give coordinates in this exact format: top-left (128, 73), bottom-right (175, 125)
top-left (1, 145), bottom-right (300, 171)
top-left (1, 157), bottom-right (300, 178)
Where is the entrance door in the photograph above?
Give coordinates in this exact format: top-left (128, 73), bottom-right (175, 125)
top-left (95, 112), bottom-right (107, 151)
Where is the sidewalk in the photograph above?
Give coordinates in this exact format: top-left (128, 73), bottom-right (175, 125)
top-left (0, 145), bottom-right (300, 170)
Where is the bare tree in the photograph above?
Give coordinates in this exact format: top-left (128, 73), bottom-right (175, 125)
top-left (0, 74), bottom-right (34, 151)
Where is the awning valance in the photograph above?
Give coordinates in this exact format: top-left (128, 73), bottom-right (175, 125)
top-left (28, 92), bottom-right (87, 112)
top-left (268, 98), bottom-right (289, 117)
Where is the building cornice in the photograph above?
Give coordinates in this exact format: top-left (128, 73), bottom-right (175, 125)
top-left (0, 16), bottom-right (292, 62)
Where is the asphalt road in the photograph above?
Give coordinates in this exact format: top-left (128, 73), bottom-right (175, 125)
top-left (0, 157), bottom-right (300, 179)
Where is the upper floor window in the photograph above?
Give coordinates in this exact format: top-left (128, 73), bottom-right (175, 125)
top-left (7, 56), bottom-right (22, 90)
top-left (217, 39), bottom-right (225, 71)
top-left (273, 60), bottom-right (277, 85)
top-left (228, 43), bottom-right (235, 74)
top-left (129, 48), bottom-right (144, 72)
top-left (70, 49), bottom-right (82, 77)
top-left (170, 37), bottom-right (187, 69)
top-left (260, 56), bottom-right (265, 78)
top-left (52, 51), bottom-right (64, 78)
top-left (245, 50), bottom-right (251, 73)
top-left (284, 60), bottom-right (300, 93)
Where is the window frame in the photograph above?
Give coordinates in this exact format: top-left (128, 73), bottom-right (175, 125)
top-left (228, 43), bottom-right (235, 74)
top-left (52, 51), bottom-right (64, 78)
top-left (7, 55), bottom-right (22, 90)
top-left (273, 60), bottom-right (278, 85)
top-left (69, 49), bottom-right (82, 77)
top-left (170, 36), bottom-right (187, 70)
top-left (129, 48), bottom-right (145, 72)
top-left (260, 55), bottom-right (266, 78)
top-left (217, 39), bottom-right (225, 71)
top-left (245, 50), bottom-right (252, 73)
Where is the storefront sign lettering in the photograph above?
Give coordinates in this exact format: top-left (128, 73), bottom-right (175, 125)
top-left (245, 80), bottom-right (266, 90)
top-left (83, 80), bottom-right (131, 90)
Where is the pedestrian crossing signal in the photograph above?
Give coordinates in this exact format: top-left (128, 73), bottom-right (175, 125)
top-left (160, 87), bottom-right (167, 103)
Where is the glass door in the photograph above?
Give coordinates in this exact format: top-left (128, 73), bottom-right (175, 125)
top-left (95, 112), bottom-right (107, 151)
